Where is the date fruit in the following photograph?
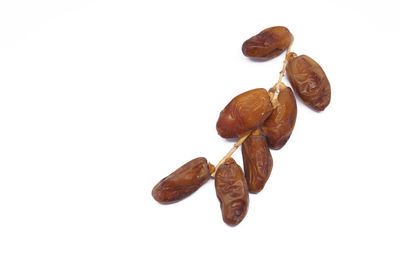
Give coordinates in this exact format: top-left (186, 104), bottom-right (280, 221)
top-left (215, 158), bottom-right (249, 226)
top-left (261, 83), bottom-right (297, 149)
top-left (216, 88), bottom-right (273, 138)
top-left (242, 129), bottom-right (273, 193)
top-left (152, 157), bottom-right (212, 204)
top-left (286, 53), bottom-right (331, 111)
top-left (242, 26), bottom-right (292, 60)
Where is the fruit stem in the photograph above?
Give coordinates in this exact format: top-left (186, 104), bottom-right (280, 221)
top-left (272, 35), bottom-right (294, 103)
top-left (211, 131), bottom-right (252, 177)
top-left (211, 36), bottom-right (295, 177)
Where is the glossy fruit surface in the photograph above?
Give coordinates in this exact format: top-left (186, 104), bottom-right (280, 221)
top-left (286, 53), bottom-right (331, 111)
top-left (242, 129), bottom-right (273, 193)
top-left (242, 26), bottom-right (292, 60)
top-left (217, 88), bottom-right (273, 138)
top-left (215, 158), bottom-right (249, 226)
top-left (152, 157), bottom-right (212, 204)
top-left (262, 83), bottom-right (297, 149)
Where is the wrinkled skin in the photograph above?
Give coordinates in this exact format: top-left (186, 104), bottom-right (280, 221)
top-left (262, 84), bottom-right (297, 149)
top-left (242, 130), bottom-right (273, 193)
top-left (242, 26), bottom-right (292, 60)
top-left (286, 53), bottom-right (331, 111)
top-left (217, 88), bottom-right (273, 138)
top-left (215, 158), bottom-right (249, 226)
top-left (152, 157), bottom-right (212, 204)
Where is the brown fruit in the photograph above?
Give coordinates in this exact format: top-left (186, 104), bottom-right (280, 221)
top-left (152, 157), bottom-right (212, 204)
top-left (216, 88), bottom-right (273, 138)
top-left (215, 158), bottom-right (249, 226)
top-left (242, 26), bottom-right (292, 60)
top-left (242, 129), bottom-right (273, 193)
top-left (286, 53), bottom-right (331, 111)
top-left (262, 83), bottom-right (297, 149)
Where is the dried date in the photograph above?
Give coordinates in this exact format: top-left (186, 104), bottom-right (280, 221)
top-left (216, 88), bottom-right (273, 138)
top-left (242, 26), bottom-right (292, 60)
top-left (286, 53), bottom-right (331, 111)
top-left (152, 157), bottom-right (212, 204)
top-left (261, 83), bottom-right (297, 149)
top-left (242, 129), bottom-right (273, 193)
top-left (215, 158), bottom-right (249, 226)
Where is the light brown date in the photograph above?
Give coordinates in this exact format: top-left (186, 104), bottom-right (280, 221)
top-left (242, 129), bottom-right (273, 193)
top-left (216, 88), bottom-right (273, 138)
top-left (262, 83), bottom-right (297, 149)
top-left (215, 158), bottom-right (249, 226)
top-left (152, 157), bottom-right (212, 204)
top-left (242, 26), bottom-right (292, 60)
top-left (286, 53), bottom-right (331, 111)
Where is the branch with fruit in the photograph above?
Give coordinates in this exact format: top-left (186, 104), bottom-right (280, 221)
top-left (152, 26), bottom-right (331, 226)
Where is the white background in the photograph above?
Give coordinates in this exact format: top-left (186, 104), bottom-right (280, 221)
top-left (1, 0), bottom-right (399, 265)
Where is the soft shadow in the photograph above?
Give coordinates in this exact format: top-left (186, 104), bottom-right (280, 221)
top-left (248, 57), bottom-right (270, 63)
top-left (246, 54), bottom-right (285, 63)
top-left (221, 137), bottom-right (240, 144)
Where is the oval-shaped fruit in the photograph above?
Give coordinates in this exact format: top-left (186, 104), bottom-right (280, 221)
top-left (286, 53), bottom-right (331, 111)
top-left (216, 88), bottom-right (273, 138)
top-left (215, 158), bottom-right (249, 226)
top-left (242, 26), bottom-right (292, 60)
top-left (262, 83), bottom-right (297, 149)
top-left (242, 129), bottom-right (273, 193)
top-left (152, 157), bottom-right (212, 204)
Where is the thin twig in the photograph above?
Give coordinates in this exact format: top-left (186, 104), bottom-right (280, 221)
top-left (211, 131), bottom-right (252, 177)
top-left (272, 35), bottom-right (294, 102)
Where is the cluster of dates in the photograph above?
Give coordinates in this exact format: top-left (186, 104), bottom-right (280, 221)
top-left (152, 26), bottom-right (331, 226)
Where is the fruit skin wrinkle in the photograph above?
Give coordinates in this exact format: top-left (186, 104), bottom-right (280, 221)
top-left (152, 157), bottom-right (212, 204)
top-left (216, 88), bottom-right (273, 138)
top-left (215, 158), bottom-right (249, 226)
top-left (242, 129), bottom-right (273, 193)
top-left (262, 83), bottom-right (297, 150)
top-left (242, 26), bottom-right (292, 60)
top-left (286, 53), bottom-right (331, 111)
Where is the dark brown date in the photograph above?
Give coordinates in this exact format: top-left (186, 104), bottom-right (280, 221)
top-left (242, 26), bottom-right (292, 60)
top-left (261, 83), bottom-right (297, 149)
top-left (152, 157), bottom-right (212, 204)
top-left (286, 53), bottom-right (331, 111)
top-left (215, 158), bottom-right (249, 226)
top-left (216, 88), bottom-right (273, 138)
top-left (242, 129), bottom-right (273, 193)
